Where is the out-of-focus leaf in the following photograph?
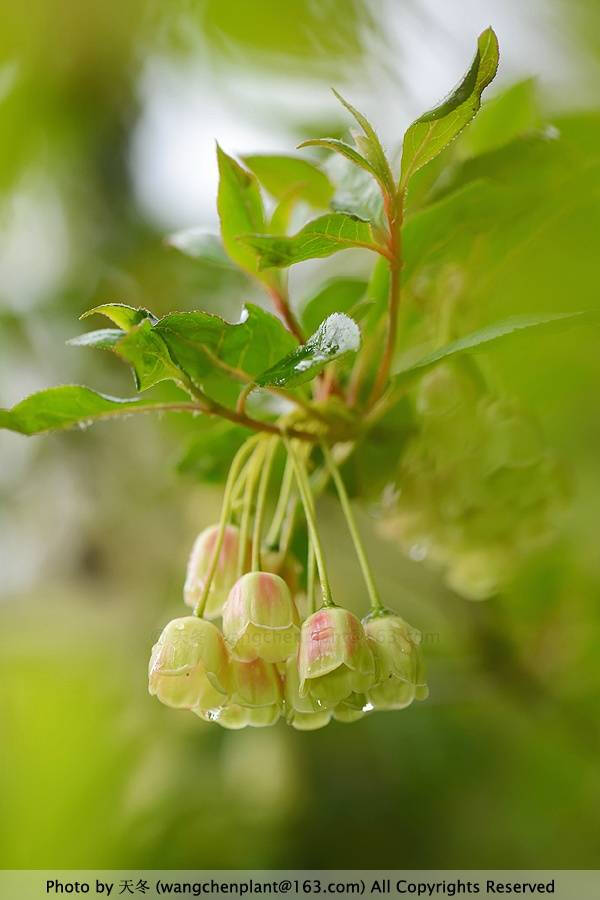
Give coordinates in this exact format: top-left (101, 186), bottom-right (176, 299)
top-left (216, 145), bottom-right (270, 280)
top-left (80, 303), bottom-right (156, 331)
top-left (402, 180), bottom-right (498, 285)
top-left (155, 303), bottom-right (297, 389)
top-left (242, 154), bottom-right (333, 208)
top-left (300, 277), bottom-right (367, 334)
top-left (241, 213), bottom-right (375, 269)
top-left (463, 79), bottom-right (540, 156)
top-left (400, 27), bottom-right (499, 187)
top-left (0, 387), bottom-right (158, 435)
top-left (165, 228), bottom-right (236, 268)
top-left (393, 311), bottom-right (596, 384)
top-left (364, 256), bottom-right (390, 329)
top-left (343, 395), bottom-right (414, 498)
top-left (256, 313), bottom-right (360, 388)
top-left (328, 154), bottom-right (384, 224)
top-left (332, 89), bottom-right (394, 194)
top-left (177, 420), bottom-right (248, 482)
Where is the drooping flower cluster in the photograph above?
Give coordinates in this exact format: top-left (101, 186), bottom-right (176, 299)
top-left (381, 363), bottom-right (567, 599)
top-left (149, 523), bottom-right (427, 730)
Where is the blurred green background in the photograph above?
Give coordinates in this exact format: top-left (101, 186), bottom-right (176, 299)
top-left (1, 0), bottom-right (600, 870)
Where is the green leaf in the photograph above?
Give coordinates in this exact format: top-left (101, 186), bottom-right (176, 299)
top-left (0, 386), bottom-right (156, 435)
top-left (297, 138), bottom-right (377, 180)
top-left (331, 89), bottom-right (394, 194)
top-left (72, 318), bottom-right (187, 393)
top-left (216, 144), bottom-right (270, 280)
top-left (392, 311), bottom-right (596, 384)
top-left (67, 329), bottom-right (124, 351)
top-left (80, 303), bottom-right (156, 331)
top-left (241, 154), bottom-right (333, 208)
top-left (400, 27), bottom-right (499, 187)
top-left (165, 228), bottom-right (236, 268)
top-left (114, 319), bottom-right (185, 391)
top-left (300, 277), bottom-right (367, 335)
top-left (154, 303), bottom-right (297, 391)
top-left (241, 213), bottom-right (375, 269)
top-left (256, 313), bottom-right (361, 388)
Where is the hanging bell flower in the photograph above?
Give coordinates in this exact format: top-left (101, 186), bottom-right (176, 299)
top-left (222, 572), bottom-right (300, 663)
top-left (229, 655), bottom-right (283, 721)
top-left (363, 612), bottom-right (428, 711)
top-left (332, 692), bottom-right (367, 723)
top-left (184, 524), bottom-right (250, 619)
top-left (283, 656), bottom-right (331, 730)
top-left (298, 607), bottom-right (375, 708)
top-left (148, 616), bottom-right (231, 710)
top-left (193, 703), bottom-right (280, 730)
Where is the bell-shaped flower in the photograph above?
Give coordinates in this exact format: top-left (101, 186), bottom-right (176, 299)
top-left (230, 655), bottom-right (283, 715)
top-left (222, 572), bottom-right (300, 663)
top-left (364, 612), bottom-right (428, 711)
top-left (148, 616), bottom-right (230, 710)
top-left (332, 692), bottom-right (367, 723)
top-left (298, 607), bottom-right (375, 708)
top-left (283, 656), bottom-right (330, 730)
top-left (193, 702), bottom-right (280, 730)
top-left (184, 524), bottom-right (249, 619)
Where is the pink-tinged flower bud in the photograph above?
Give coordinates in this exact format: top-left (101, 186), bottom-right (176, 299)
top-left (298, 607), bottom-right (375, 708)
top-left (148, 617), bottom-right (231, 710)
top-left (222, 572), bottom-right (300, 663)
top-left (184, 525), bottom-right (250, 619)
top-left (363, 612), bottom-right (428, 711)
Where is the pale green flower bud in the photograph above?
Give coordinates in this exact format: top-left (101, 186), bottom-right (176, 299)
top-left (230, 656), bottom-right (283, 710)
top-left (364, 612), bottom-right (427, 711)
top-left (415, 364), bottom-right (474, 419)
top-left (445, 547), bottom-right (511, 600)
top-left (283, 656), bottom-right (324, 714)
top-left (332, 693), bottom-right (367, 723)
top-left (479, 398), bottom-right (543, 471)
top-left (298, 607), bottom-right (375, 708)
top-left (288, 709), bottom-right (332, 731)
top-left (222, 572), bottom-right (300, 663)
top-left (148, 617), bottom-right (230, 710)
top-left (193, 702), bottom-right (280, 729)
top-left (184, 524), bottom-right (250, 619)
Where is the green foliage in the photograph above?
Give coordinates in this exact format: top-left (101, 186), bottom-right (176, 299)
top-left (0, 387), bottom-right (150, 435)
top-left (256, 313), bottom-right (361, 387)
top-left (400, 27), bottom-right (499, 187)
top-left (241, 154), bottom-right (333, 208)
top-left (241, 213), bottom-right (375, 269)
top-left (216, 145), bottom-right (271, 281)
top-left (166, 229), bottom-right (236, 268)
top-left (393, 311), bottom-right (595, 384)
top-left (80, 303), bottom-right (156, 330)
